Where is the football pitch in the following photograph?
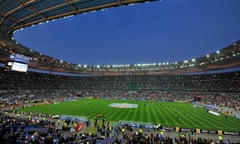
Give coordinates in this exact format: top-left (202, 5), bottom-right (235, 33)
top-left (19, 98), bottom-right (240, 132)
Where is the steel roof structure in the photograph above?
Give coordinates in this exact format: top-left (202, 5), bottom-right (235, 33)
top-left (0, 0), bottom-right (158, 35)
top-left (0, 0), bottom-right (240, 76)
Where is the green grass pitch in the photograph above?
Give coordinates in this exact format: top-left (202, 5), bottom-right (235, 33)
top-left (18, 98), bottom-right (240, 132)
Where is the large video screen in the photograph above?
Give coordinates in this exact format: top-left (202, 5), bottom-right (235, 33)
top-left (11, 62), bottom-right (28, 72)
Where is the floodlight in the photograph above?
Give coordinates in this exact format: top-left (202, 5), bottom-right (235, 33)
top-left (8, 62), bottom-right (13, 66)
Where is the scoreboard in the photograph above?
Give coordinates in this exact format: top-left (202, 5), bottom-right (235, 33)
top-left (8, 54), bottom-right (29, 72)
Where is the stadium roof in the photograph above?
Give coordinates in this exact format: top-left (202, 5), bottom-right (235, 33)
top-left (0, 0), bottom-right (158, 35)
top-left (0, 0), bottom-right (240, 76)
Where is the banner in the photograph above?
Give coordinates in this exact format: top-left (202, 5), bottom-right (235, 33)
top-left (176, 127), bottom-right (180, 132)
top-left (196, 128), bottom-right (201, 134)
top-left (218, 130), bottom-right (223, 135)
top-left (223, 131), bottom-right (240, 136)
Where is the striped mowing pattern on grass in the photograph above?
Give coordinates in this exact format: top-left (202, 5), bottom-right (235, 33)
top-left (18, 98), bottom-right (240, 132)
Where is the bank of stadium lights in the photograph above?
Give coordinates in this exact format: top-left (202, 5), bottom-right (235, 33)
top-left (128, 3), bottom-right (136, 6)
top-left (189, 62), bottom-right (196, 67)
top-left (112, 64), bottom-right (125, 68)
top-left (180, 65), bottom-right (185, 68)
top-left (199, 60), bottom-right (207, 66)
top-left (100, 8), bottom-right (108, 12)
top-left (216, 50), bottom-right (220, 54)
top-left (89, 10), bottom-right (97, 14)
top-left (29, 19), bottom-right (53, 29)
top-left (134, 63), bottom-right (157, 67)
top-left (14, 28), bottom-right (24, 33)
top-left (31, 18), bottom-right (57, 28)
top-left (63, 15), bottom-right (74, 19)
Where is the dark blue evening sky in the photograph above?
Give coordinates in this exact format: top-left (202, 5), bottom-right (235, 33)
top-left (14, 0), bottom-right (240, 66)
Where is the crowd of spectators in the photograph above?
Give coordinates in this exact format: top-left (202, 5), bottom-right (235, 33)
top-left (0, 111), bottom-right (236, 144)
top-left (0, 67), bottom-right (240, 110)
top-left (0, 111), bottom-right (101, 144)
top-left (1, 68), bottom-right (240, 92)
top-left (0, 68), bottom-right (240, 143)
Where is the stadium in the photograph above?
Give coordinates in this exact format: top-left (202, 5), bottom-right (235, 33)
top-left (0, 0), bottom-right (240, 143)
